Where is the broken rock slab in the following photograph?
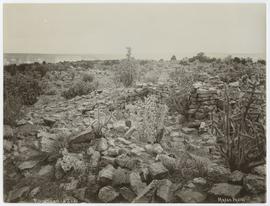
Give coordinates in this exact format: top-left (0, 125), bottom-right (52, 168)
top-left (98, 164), bottom-right (115, 185)
top-left (243, 174), bottom-right (265, 194)
top-left (96, 138), bottom-right (108, 152)
top-left (156, 179), bottom-right (173, 202)
top-left (130, 171), bottom-right (147, 195)
top-left (176, 190), bottom-right (206, 203)
top-left (120, 187), bottom-right (136, 202)
top-left (132, 180), bottom-right (160, 203)
top-left (98, 186), bottom-right (119, 203)
top-left (148, 162), bottom-right (169, 179)
top-left (229, 170), bottom-right (245, 184)
top-left (208, 183), bottom-right (242, 198)
top-left (112, 167), bottom-right (130, 186)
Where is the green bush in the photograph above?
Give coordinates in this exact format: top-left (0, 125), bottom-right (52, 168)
top-left (62, 80), bottom-right (98, 99)
top-left (82, 73), bottom-right (94, 82)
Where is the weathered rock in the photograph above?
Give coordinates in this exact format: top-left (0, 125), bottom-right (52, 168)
top-left (130, 147), bottom-right (145, 156)
top-left (18, 160), bottom-right (40, 170)
top-left (112, 167), bottom-right (130, 186)
top-left (72, 187), bottom-right (87, 201)
top-left (152, 143), bottom-right (163, 154)
top-left (208, 183), bottom-right (242, 198)
top-left (176, 190), bottom-right (206, 203)
top-left (55, 159), bottom-right (65, 180)
top-left (107, 148), bottom-right (119, 157)
top-left (4, 140), bottom-right (13, 152)
top-left (251, 165), bottom-right (265, 176)
top-left (38, 165), bottom-right (54, 177)
top-left (229, 170), bottom-right (244, 184)
top-left (132, 180), bottom-right (160, 203)
top-left (193, 177), bottom-right (207, 185)
top-left (113, 120), bottom-right (128, 132)
top-left (181, 127), bottom-right (197, 135)
top-left (243, 174), bottom-right (265, 194)
top-left (98, 164), bottom-right (115, 185)
top-left (29, 187), bottom-right (40, 198)
top-left (96, 138), bottom-right (108, 152)
top-left (8, 186), bottom-right (30, 202)
top-left (130, 172), bottom-right (147, 195)
top-left (157, 154), bottom-right (177, 171)
top-left (156, 179), bottom-right (172, 202)
top-left (124, 126), bottom-right (136, 139)
top-left (43, 117), bottom-right (57, 127)
top-left (100, 156), bottom-right (116, 167)
top-left (90, 151), bottom-right (101, 168)
top-left (207, 164), bottom-right (231, 182)
top-left (86, 147), bottom-right (95, 156)
top-left (115, 154), bottom-right (142, 170)
top-left (120, 187), bottom-right (136, 202)
top-left (98, 186), bottom-right (119, 203)
top-left (148, 162), bottom-right (168, 179)
top-left (4, 125), bottom-right (13, 139)
top-left (117, 137), bottom-right (131, 145)
top-left (60, 178), bottom-right (79, 191)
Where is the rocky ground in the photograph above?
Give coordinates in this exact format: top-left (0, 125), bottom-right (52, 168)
top-left (3, 59), bottom-right (266, 203)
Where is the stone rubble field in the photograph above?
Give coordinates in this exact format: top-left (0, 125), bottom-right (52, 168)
top-left (4, 57), bottom-right (266, 203)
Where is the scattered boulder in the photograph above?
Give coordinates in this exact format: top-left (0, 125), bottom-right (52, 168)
top-left (148, 162), bottom-right (168, 179)
top-left (4, 125), bottom-right (14, 139)
top-left (98, 164), bottom-right (115, 185)
top-left (132, 180), bottom-right (160, 203)
top-left (193, 177), bottom-right (207, 185)
top-left (229, 170), bottom-right (244, 184)
top-left (243, 174), bottom-right (265, 194)
top-left (29, 187), bottom-right (40, 198)
top-left (156, 179), bottom-right (172, 202)
top-left (207, 164), bottom-right (231, 182)
top-left (38, 165), bottom-right (54, 177)
top-left (107, 148), bottom-right (119, 157)
top-left (96, 138), bottom-right (108, 152)
top-left (7, 186), bottom-right (30, 202)
top-left (120, 187), bottom-right (136, 202)
top-left (113, 120), bottom-right (128, 133)
top-left (98, 186), bottom-right (119, 203)
top-left (43, 117), bottom-right (57, 127)
top-left (176, 190), bottom-right (206, 203)
top-left (208, 183), bottom-right (242, 198)
top-left (18, 160), bottom-right (40, 170)
top-left (130, 171), bottom-right (147, 195)
top-left (112, 167), bottom-right (130, 186)
top-left (251, 165), bottom-right (265, 177)
top-left (90, 151), bottom-right (101, 168)
top-left (181, 127), bottom-right (197, 135)
top-left (157, 154), bottom-right (176, 171)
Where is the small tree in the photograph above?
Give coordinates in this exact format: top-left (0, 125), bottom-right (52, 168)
top-left (170, 55), bottom-right (177, 61)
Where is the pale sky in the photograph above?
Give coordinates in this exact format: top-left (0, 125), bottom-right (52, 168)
top-left (3, 3), bottom-right (266, 58)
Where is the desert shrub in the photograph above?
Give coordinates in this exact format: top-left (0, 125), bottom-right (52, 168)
top-left (4, 93), bottom-right (22, 126)
top-left (62, 80), bottom-right (98, 99)
top-left (136, 95), bottom-right (168, 143)
top-left (167, 67), bottom-right (194, 119)
top-left (114, 59), bottom-right (138, 87)
top-left (82, 73), bottom-right (94, 82)
top-left (170, 55), bottom-right (177, 61)
top-left (210, 76), bottom-right (265, 172)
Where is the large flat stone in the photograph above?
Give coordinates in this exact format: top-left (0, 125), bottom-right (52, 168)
top-left (208, 183), bottom-right (243, 198)
top-left (148, 162), bottom-right (169, 179)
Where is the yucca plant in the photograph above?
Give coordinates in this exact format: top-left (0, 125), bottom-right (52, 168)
top-left (210, 76), bottom-right (265, 172)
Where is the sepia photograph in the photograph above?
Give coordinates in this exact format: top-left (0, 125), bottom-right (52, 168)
top-left (2, 1), bottom-right (267, 204)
